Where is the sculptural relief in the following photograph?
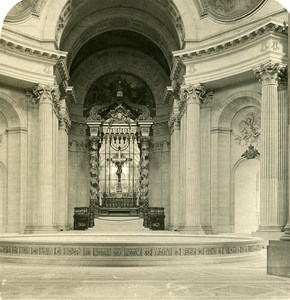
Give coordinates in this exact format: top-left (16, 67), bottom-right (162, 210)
top-left (234, 112), bottom-right (260, 147)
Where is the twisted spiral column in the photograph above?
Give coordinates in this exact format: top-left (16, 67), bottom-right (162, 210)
top-left (139, 137), bottom-right (150, 227)
top-left (88, 136), bottom-right (100, 227)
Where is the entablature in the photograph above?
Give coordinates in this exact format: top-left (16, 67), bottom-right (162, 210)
top-left (173, 21), bottom-right (288, 85)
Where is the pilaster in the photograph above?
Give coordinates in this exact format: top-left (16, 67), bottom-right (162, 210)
top-left (169, 98), bottom-right (181, 230)
top-left (57, 99), bottom-right (71, 230)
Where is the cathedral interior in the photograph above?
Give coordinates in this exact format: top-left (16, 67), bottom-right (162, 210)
top-left (1, 0), bottom-right (290, 299)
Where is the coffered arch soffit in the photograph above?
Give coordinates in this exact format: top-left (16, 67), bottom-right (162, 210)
top-left (70, 48), bottom-right (170, 110)
top-left (38, 0), bottom-right (198, 49)
top-left (5, 0), bottom-right (47, 22)
top-left (213, 91), bottom-right (261, 128)
top-left (59, 8), bottom-right (182, 71)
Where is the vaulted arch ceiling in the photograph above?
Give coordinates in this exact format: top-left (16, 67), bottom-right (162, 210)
top-left (58, 0), bottom-right (184, 76)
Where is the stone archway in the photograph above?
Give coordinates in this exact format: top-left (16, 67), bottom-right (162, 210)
top-left (0, 94), bottom-right (27, 233)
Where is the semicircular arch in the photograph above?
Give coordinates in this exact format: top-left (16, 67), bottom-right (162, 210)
top-left (0, 93), bottom-right (25, 128)
top-left (212, 91), bottom-right (261, 128)
top-left (70, 48), bottom-right (170, 109)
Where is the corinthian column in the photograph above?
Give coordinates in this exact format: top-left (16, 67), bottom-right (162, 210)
top-left (181, 85), bottom-right (204, 234)
top-left (254, 62), bottom-right (288, 234)
top-left (57, 99), bottom-right (71, 230)
top-left (280, 65), bottom-right (290, 240)
top-left (27, 84), bottom-right (60, 232)
top-left (169, 98), bottom-right (181, 230)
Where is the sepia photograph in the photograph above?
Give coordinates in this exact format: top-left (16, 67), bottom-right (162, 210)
top-left (0, 0), bottom-right (290, 299)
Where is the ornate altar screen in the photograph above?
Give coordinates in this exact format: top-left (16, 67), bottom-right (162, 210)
top-left (85, 76), bottom-right (154, 222)
top-left (99, 137), bottom-right (140, 199)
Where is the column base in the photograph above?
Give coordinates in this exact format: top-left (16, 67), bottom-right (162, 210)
top-left (257, 225), bottom-right (284, 232)
top-left (268, 240), bottom-right (290, 278)
top-left (30, 225), bottom-right (58, 234)
top-left (252, 229), bottom-right (283, 244)
top-left (180, 225), bottom-right (204, 234)
top-left (280, 225), bottom-right (290, 241)
top-left (201, 225), bottom-right (214, 234)
top-left (57, 225), bottom-right (70, 231)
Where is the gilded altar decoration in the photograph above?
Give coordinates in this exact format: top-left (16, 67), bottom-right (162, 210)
top-left (86, 74), bottom-right (154, 219)
top-left (85, 75), bottom-right (154, 122)
top-left (234, 112), bottom-right (260, 147)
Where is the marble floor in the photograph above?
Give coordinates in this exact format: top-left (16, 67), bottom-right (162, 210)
top-left (0, 250), bottom-right (290, 300)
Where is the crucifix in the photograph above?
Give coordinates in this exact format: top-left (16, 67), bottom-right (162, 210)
top-left (109, 146), bottom-right (131, 186)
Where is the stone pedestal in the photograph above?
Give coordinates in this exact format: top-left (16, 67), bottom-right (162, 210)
top-left (268, 240), bottom-right (290, 277)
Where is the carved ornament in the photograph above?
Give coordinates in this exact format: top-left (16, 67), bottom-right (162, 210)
top-left (253, 61), bottom-right (282, 84)
top-left (234, 112), bottom-right (260, 147)
top-left (180, 84), bottom-right (213, 110)
top-left (26, 84), bottom-right (61, 112)
top-left (241, 145), bottom-right (260, 159)
top-left (278, 66), bottom-right (288, 90)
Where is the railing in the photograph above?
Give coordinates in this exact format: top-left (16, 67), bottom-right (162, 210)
top-left (103, 197), bottom-right (136, 208)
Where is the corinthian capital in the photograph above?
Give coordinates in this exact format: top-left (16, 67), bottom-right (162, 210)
top-left (253, 61), bottom-right (285, 85)
top-left (26, 84), bottom-right (60, 105)
top-left (180, 84), bottom-right (213, 109)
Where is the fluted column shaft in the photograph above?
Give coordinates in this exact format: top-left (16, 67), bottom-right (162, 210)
top-left (169, 98), bottom-right (181, 230)
top-left (27, 85), bottom-right (60, 232)
top-left (181, 86), bottom-right (203, 233)
top-left (179, 109), bottom-right (186, 229)
top-left (255, 63), bottom-right (288, 232)
top-left (38, 97), bottom-right (54, 229)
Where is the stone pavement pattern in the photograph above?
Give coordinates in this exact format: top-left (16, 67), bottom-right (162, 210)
top-left (0, 250), bottom-right (290, 299)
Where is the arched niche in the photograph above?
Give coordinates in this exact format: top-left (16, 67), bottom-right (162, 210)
top-left (212, 91), bottom-right (261, 129)
top-left (232, 158), bottom-right (260, 233)
top-left (211, 91), bottom-right (261, 233)
top-left (0, 93), bottom-right (23, 128)
top-left (0, 95), bottom-right (27, 233)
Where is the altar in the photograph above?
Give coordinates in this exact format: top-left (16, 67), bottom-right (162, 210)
top-left (85, 80), bottom-right (154, 227)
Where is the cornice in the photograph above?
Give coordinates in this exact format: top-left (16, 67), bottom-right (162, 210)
top-left (0, 38), bottom-right (67, 62)
top-left (174, 21), bottom-right (287, 61)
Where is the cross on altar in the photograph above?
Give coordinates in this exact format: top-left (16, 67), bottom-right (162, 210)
top-left (110, 146), bottom-right (129, 185)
